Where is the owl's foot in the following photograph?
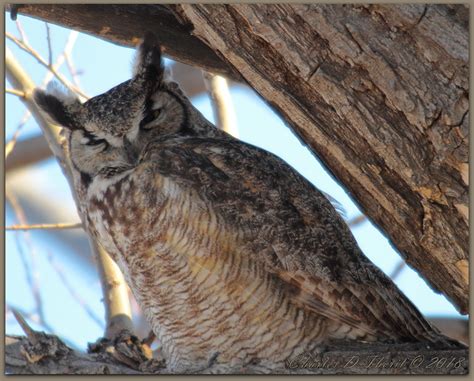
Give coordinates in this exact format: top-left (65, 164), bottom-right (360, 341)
top-left (88, 329), bottom-right (156, 370)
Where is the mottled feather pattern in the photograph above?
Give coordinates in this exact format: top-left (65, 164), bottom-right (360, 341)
top-left (137, 136), bottom-right (443, 342)
top-left (85, 162), bottom-right (329, 370)
top-left (33, 33), bottom-right (457, 372)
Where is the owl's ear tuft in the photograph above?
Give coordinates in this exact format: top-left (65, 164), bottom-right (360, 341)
top-left (33, 89), bottom-right (81, 129)
top-left (133, 31), bottom-right (164, 89)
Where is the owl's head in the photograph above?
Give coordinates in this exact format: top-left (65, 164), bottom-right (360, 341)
top-left (33, 32), bottom-right (200, 179)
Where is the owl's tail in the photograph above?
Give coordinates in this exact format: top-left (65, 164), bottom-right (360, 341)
top-left (369, 272), bottom-right (466, 349)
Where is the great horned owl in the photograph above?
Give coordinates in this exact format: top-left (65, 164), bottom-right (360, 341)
top-left (34, 33), bottom-right (454, 372)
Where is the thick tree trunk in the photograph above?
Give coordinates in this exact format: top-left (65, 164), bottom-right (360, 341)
top-left (171, 4), bottom-right (469, 315)
top-left (12, 4), bottom-right (468, 313)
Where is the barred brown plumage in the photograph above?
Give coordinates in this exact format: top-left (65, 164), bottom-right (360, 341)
top-left (33, 32), bottom-right (459, 373)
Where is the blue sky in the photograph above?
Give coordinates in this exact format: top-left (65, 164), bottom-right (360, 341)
top-left (5, 14), bottom-right (464, 349)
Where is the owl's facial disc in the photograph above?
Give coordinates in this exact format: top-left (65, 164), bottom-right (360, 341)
top-left (129, 85), bottom-right (189, 144)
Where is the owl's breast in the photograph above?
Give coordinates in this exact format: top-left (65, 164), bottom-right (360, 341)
top-left (84, 164), bottom-right (327, 370)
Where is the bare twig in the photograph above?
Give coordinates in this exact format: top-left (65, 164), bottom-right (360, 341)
top-left (7, 304), bottom-right (78, 350)
top-left (5, 118), bottom-right (28, 160)
top-left (5, 46), bottom-right (65, 161)
top-left (6, 32), bottom-right (88, 100)
top-left (45, 23), bottom-right (53, 66)
top-left (6, 222), bottom-right (83, 231)
top-left (42, 30), bottom-right (80, 90)
top-left (6, 88), bottom-right (26, 97)
top-left (15, 19), bottom-right (29, 44)
top-left (5, 111), bottom-right (31, 160)
top-left (6, 47), bottom-right (133, 339)
top-left (64, 51), bottom-right (82, 87)
top-left (6, 30), bottom-right (81, 162)
top-left (11, 308), bottom-right (40, 344)
top-left (203, 71), bottom-right (239, 138)
top-left (47, 252), bottom-right (104, 329)
top-left (347, 214), bottom-right (367, 228)
top-left (390, 260), bottom-right (407, 280)
top-left (6, 191), bottom-right (47, 332)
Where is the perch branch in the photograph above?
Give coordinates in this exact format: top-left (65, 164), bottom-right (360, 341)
top-left (5, 332), bottom-right (468, 375)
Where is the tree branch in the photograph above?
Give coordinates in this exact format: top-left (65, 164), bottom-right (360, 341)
top-left (11, 4), bottom-right (468, 312)
top-left (171, 3), bottom-right (469, 313)
top-left (9, 4), bottom-right (240, 80)
top-left (203, 71), bottom-right (239, 138)
top-left (5, 222), bottom-right (83, 231)
top-left (5, 47), bottom-right (64, 161)
top-left (92, 240), bottom-right (134, 338)
top-left (5, 47), bottom-right (133, 339)
top-left (5, 333), bottom-right (468, 375)
top-left (6, 32), bottom-right (88, 100)
top-left (6, 88), bottom-right (26, 97)
top-left (6, 135), bottom-right (53, 172)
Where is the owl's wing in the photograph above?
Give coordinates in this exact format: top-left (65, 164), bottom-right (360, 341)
top-left (144, 136), bottom-right (438, 342)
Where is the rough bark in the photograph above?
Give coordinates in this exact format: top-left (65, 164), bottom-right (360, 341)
top-left (171, 4), bottom-right (469, 314)
top-left (11, 4), bottom-right (468, 314)
top-left (5, 334), bottom-right (468, 375)
top-left (9, 4), bottom-right (238, 79)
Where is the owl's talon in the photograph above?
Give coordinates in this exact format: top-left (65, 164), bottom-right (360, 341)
top-left (88, 330), bottom-right (153, 370)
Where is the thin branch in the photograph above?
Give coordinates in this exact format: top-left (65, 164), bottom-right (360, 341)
top-left (47, 252), bottom-right (105, 330)
top-left (45, 23), bottom-right (53, 66)
top-left (64, 50), bottom-right (82, 88)
top-left (6, 222), bottom-right (83, 231)
top-left (7, 304), bottom-right (78, 351)
top-left (15, 19), bottom-right (29, 44)
top-left (347, 214), bottom-right (367, 228)
top-left (5, 46), bottom-right (65, 161)
top-left (5, 110), bottom-right (32, 160)
top-left (6, 32), bottom-right (88, 100)
top-left (6, 47), bottom-right (133, 339)
top-left (6, 191), bottom-right (47, 332)
top-left (11, 308), bottom-right (41, 344)
top-left (6, 88), bottom-right (26, 97)
top-left (6, 30), bottom-right (81, 162)
top-left (203, 71), bottom-right (239, 138)
top-left (42, 30), bottom-right (80, 89)
top-left (5, 118), bottom-right (28, 160)
top-left (390, 260), bottom-right (406, 280)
